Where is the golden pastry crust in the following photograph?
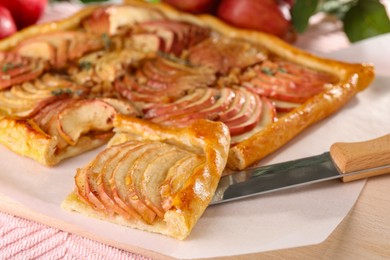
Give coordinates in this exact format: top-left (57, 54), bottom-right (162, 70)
top-left (62, 116), bottom-right (230, 240)
top-left (0, 0), bottom-right (374, 170)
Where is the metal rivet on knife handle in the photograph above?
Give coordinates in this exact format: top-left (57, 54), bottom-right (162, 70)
top-left (330, 134), bottom-right (390, 182)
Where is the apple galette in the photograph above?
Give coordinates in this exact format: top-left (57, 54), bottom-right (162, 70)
top-left (62, 116), bottom-right (230, 240)
top-left (0, 0), bottom-right (374, 169)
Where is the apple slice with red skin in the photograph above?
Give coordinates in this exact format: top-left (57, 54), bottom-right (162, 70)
top-left (140, 148), bottom-right (190, 217)
top-left (15, 40), bottom-right (56, 63)
top-left (231, 97), bottom-right (276, 144)
top-left (188, 36), bottom-right (267, 74)
top-left (225, 90), bottom-right (263, 136)
top-left (182, 87), bottom-right (236, 121)
top-left (127, 143), bottom-right (177, 217)
top-left (270, 99), bottom-right (300, 112)
top-left (114, 75), bottom-right (172, 105)
top-left (110, 142), bottom-right (161, 224)
top-left (83, 142), bottom-right (143, 217)
top-left (160, 155), bottom-right (206, 211)
top-left (0, 51), bottom-right (46, 83)
top-left (139, 21), bottom-right (183, 55)
top-left (157, 87), bottom-right (236, 127)
top-left (33, 98), bottom-right (74, 128)
top-left (151, 87), bottom-right (216, 123)
top-left (144, 88), bottom-right (208, 119)
top-left (96, 142), bottom-right (144, 220)
top-left (139, 24), bottom-right (175, 53)
top-left (216, 88), bottom-right (246, 121)
top-left (74, 142), bottom-right (140, 214)
top-left (130, 33), bottom-right (165, 53)
top-left (14, 32), bottom-right (104, 68)
top-left (138, 20), bottom-right (210, 55)
top-left (242, 60), bottom-right (337, 103)
top-left (104, 5), bottom-right (166, 36)
top-left (41, 99), bottom-right (79, 149)
top-left (56, 99), bottom-right (117, 146)
top-left (82, 7), bottom-right (110, 35)
top-left (82, 146), bottom-right (121, 213)
top-left (223, 88), bottom-right (260, 128)
top-left (100, 98), bottom-right (142, 117)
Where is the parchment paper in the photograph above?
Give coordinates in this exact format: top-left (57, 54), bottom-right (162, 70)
top-left (0, 24), bottom-right (389, 259)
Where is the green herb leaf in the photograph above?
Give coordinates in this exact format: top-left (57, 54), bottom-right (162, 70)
top-left (261, 67), bottom-right (275, 76)
top-left (101, 33), bottom-right (112, 50)
top-left (2, 63), bottom-right (14, 73)
top-left (51, 88), bottom-right (73, 96)
top-left (79, 61), bottom-right (92, 70)
top-left (291, 0), bottom-right (320, 33)
top-left (342, 0), bottom-right (390, 42)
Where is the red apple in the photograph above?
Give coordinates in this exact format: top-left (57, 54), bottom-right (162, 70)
top-left (217, 0), bottom-right (291, 39)
top-left (0, 6), bottom-right (17, 39)
top-left (0, 0), bottom-right (47, 30)
top-left (162, 0), bottom-right (220, 14)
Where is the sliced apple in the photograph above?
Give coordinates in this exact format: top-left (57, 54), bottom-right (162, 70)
top-left (140, 148), bottom-right (190, 216)
top-left (225, 90), bottom-right (262, 136)
top-left (56, 99), bottom-right (117, 146)
top-left (0, 52), bottom-right (47, 90)
top-left (100, 98), bottom-right (142, 117)
top-left (223, 88), bottom-right (259, 127)
top-left (127, 143), bottom-right (175, 217)
top-left (231, 97), bottom-right (276, 144)
top-left (152, 87), bottom-right (216, 123)
top-left (130, 33), bottom-right (164, 53)
top-left (241, 60), bottom-right (338, 103)
top-left (15, 40), bottom-right (56, 62)
top-left (105, 5), bottom-right (166, 35)
top-left (177, 87), bottom-right (236, 122)
top-left (144, 88), bottom-right (208, 118)
top-left (138, 20), bottom-right (210, 55)
top-left (270, 99), bottom-right (300, 112)
top-left (110, 142), bottom-right (160, 224)
top-left (188, 35), bottom-right (267, 74)
top-left (216, 88), bottom-right (246, 121)
top-left (83, 142), bottom-right (139, 216)
top-left (97, 142), bottom-right (144, 220)
top-left (160, 155), bottom-right (206, 211)
top-left (82, 7), bottom-right (111, 35)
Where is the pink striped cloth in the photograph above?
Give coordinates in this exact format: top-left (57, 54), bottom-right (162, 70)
top-left (0, 212), bottom-right (149, 259)
top-left (0, 2), bottom-right (357, 259)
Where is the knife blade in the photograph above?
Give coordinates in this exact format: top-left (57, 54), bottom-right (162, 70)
top-left (211, 134), bottom-right (390, 205)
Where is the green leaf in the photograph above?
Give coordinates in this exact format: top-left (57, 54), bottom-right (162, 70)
top-left (343, 0), bottom-right (390, 42)
top-left (291, 0), bottom-right (320, 33)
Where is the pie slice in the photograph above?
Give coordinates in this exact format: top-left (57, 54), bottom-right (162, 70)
top-left (62, 115), bottom-right (230, 239)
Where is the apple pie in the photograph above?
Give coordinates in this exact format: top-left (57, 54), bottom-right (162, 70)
top-left (0, 0), bottom-right (374, 169)
top-left (62, 116), bottom-right (230, 240)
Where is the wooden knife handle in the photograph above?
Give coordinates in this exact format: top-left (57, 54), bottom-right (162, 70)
top-left (330, 134), bottom-right (390, 182)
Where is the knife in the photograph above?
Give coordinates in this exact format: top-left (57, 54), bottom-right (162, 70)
top-left (211, 134), bottom-right (390, 205)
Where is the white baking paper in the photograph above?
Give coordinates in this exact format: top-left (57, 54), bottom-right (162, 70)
top-left (0, 29), bottom-right (389, 259)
